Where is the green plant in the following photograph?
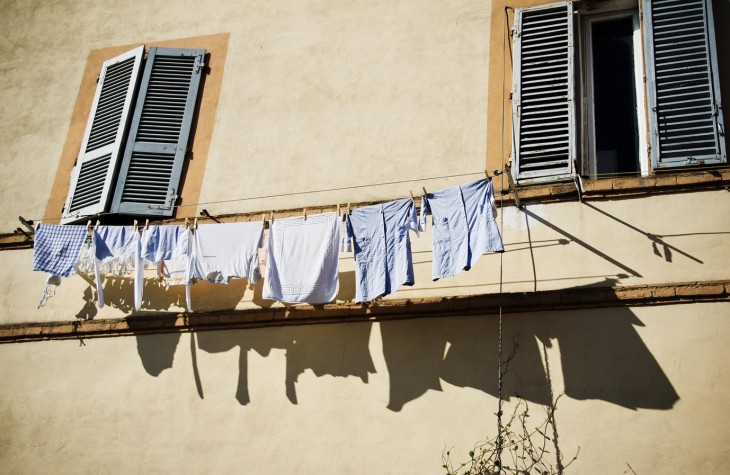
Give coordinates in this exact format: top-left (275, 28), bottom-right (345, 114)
top-left (442, 396), bottom-right (578, 475)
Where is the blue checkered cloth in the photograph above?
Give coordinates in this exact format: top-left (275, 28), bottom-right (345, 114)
top-left (32, 225), bottom-right (88, 278)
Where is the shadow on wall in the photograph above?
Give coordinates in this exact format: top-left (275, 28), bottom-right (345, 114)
top-left (194, 322), bottom-right (376, 405)
top-left (382, 305), bottom-right (678, 412)
top-left (74, 273), bottom-right (252, 317)
top-left (128, 305), bottom-right (678, 412)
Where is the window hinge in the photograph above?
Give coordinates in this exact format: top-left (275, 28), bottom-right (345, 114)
top-left (168, 189), bottom-right (178, 208)
top-left (194, 55), bottom-right (205, 74)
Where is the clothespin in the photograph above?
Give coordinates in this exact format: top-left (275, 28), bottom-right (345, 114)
top-left (85, 220), bottom-right (93, 242)
top-left (94, 220), bottom-right (100, 231)
top-left (133, 220), bottom-right (138, 231)
top-left (422, 186), bottom-right (428, 196)
top-left (193, 217), bottom-right (198, 229)
top-left (485, 169), bottom-right (491, 181)
top-left (185, 218), bottom-right (189, 229)
top-left (409, 190), bottom-right (415, 201)
top-left (34, 220), bottom-right (41, 231)
top-left (144, 219), bottom-right (149, 230)
top-left (261, 213), bottom-right (266, 222)
top-left (303, 208), bottom-right (307, 221)
top-left (18, 216), bottom-right (35, 234)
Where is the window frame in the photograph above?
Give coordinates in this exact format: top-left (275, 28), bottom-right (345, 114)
top-left (509, 0), bottom-right (726, 186)
top-left (580, 8), bottom-right (649, 179)
top-left (60, 45), bottom-right (207, 224)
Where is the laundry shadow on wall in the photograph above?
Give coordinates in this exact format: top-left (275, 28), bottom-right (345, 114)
top-left (73, 273), bottom-right (252, 317)
top-left (381, 305), bottom-right (679, 411)
top-left (196, 321), bottom-right (376, 405)
top-left (128, 330), bottom-right (182, 377)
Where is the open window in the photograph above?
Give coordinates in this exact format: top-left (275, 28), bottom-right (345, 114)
top-left (510, 0), bottom-right (726, 185)
top-left (583, 10), bottom-right (647, 178)
top-left (62, 46), bottom-right (205, 224)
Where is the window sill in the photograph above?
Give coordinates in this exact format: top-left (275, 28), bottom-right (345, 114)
top-left (493, 168), bottom-right (730, 206)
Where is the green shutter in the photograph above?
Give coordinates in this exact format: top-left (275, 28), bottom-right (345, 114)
top-left (511, 1), bottom-right (575, 184)
top-left (111, 47), bottom-right (206, 217)
top-left (644, 0), bottom-right (726, 169)
top-left (62, 46), bottom-right (145, 224)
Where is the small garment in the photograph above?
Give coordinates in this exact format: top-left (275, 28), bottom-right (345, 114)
top-left (91, 226), bottom-right (143, 310)
top-left (419, 178), bottom-right (503, 280)
top-left (191, 222), bottom-right (264, 284)
top-left (263, 212), bottom-right (340, 304)
top-left (32, 224), bottom-right (87, 278)
top-left (345, 198), bottom-right (418, 302)
top-left (141, 225), bottom-right (192, 310)
top-left (141, 225), bottom-right (190, 264)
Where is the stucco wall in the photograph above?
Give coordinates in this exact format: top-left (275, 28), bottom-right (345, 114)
top-left (2, 0), bottom-right (730, 473)
top-left (0, 0), bottom-right (492, 230)
top-left (1, 302), bottom-right (729, 474)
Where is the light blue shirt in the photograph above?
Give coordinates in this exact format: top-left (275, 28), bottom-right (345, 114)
top-left (345, 198), bottom-right (419, 303)
top-left (420, 178), bottom-right (503, 280)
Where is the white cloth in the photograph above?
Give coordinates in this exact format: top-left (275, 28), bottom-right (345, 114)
top-left (263, 212), bottom-right (340, 304)
top-left (141, 225), bottom-right (189, 263)
top-left (142, 225), bottom-right (193, 311)
top-left (191, 222), bottom-right (264, 284)
top-left (92, 226), bottom-right (143, 311)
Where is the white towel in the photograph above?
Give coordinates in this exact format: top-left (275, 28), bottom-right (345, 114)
top-left (191, 222), bottom-right (264, 284)
top-left (263, 212), bottom-right (340, 304)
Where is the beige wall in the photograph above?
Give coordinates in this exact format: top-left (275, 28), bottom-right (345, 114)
top-left (1, 302), bottom-right (729, 474)
top-left (2, 0), bottom-right (730, 473)
top-left (0, 0), bottom-right (492, 229)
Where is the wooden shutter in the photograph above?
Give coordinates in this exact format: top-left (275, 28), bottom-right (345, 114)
top-left (644, 0), bottom-right (726, 169)
top-left (511, 1), bottom-right (575, 184)
top-left (61, 46), bottom-right (145, 224)
top-left (110, 47), bottom-right (206, 217)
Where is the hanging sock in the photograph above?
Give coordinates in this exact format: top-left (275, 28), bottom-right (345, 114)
top-left (37, 275), bottom-right (62, 309)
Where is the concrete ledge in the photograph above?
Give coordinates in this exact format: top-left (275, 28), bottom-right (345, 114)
top-left (1, 279), bottom-right (727, 344)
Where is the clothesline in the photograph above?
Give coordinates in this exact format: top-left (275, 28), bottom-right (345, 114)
top-left (29, 170), bottom-right (491, 224)
top-left (33, 177), bottom-right (505, 311)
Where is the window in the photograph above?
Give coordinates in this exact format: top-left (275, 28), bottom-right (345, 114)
top-left (510, 0), bottom-right (726, 185)
top-left (61, 46), bottom-right (206, 224)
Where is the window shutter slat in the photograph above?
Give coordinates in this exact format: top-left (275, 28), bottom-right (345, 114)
top-left (512, 1), bottom-right (575, 184)
top-left (644, 0), bottom-right (726, 169)
top-left (111, 47), bottom-right (206, 217)
top-left (61, 46), bottom-right (145, 224)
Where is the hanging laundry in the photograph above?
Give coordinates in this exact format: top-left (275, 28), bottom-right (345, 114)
top-left (190, 221), bottom-right (264, 284)
top-left (90, 226), bottom-right (142, 310)
top-left (263, 212), bottom-right (340, 304)
top-left (32, 224), bottom-right (87, 278)
top-left (419, 178), bottom-right (503, 280)
top-left (345, 198), bottom-right (419, 302)
top-left (141, 225), bottom-right (190, 264)
top-left (141, 225), bottom-right (193, 310)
